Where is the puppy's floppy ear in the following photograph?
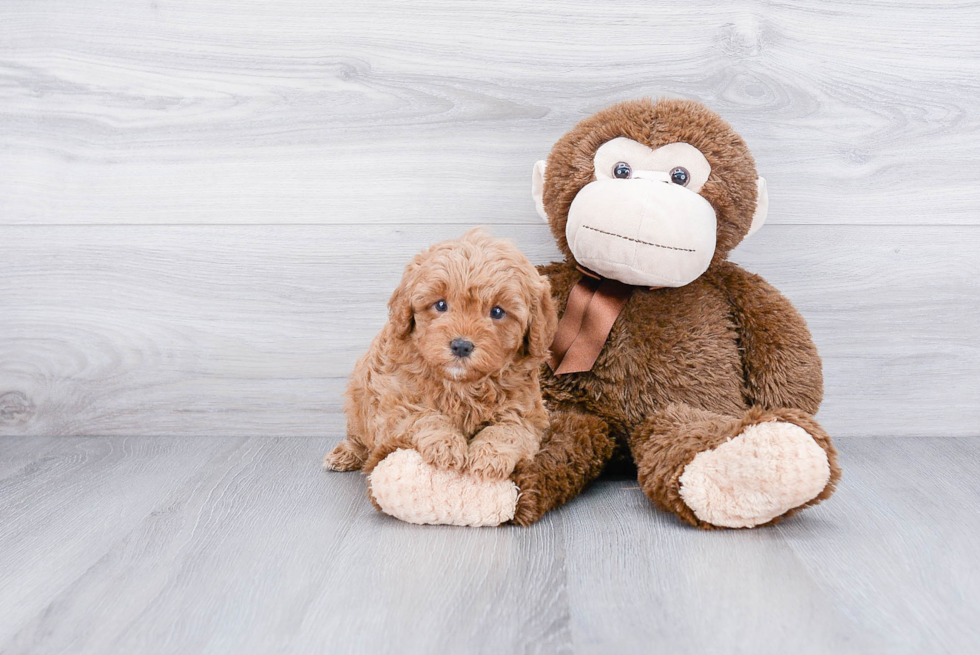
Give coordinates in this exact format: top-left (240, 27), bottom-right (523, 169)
top-left (388, 255), bottom-right (421, 339)
top-left (524, 275), bottom-right (558, 361)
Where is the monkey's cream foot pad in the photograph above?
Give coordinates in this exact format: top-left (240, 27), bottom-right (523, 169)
top-left (678, 421), bottom-right (831, 528)
top-left (368, 449), bottom-right (519, 527)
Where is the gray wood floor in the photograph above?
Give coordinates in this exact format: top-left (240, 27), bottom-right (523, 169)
top-left (1, 436), bottom-right (978, 655)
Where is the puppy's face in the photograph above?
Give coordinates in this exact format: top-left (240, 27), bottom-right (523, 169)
top-left (414, 281), bottom-right (524, 382)
top-left (389, 230), bottom-right (556, 384)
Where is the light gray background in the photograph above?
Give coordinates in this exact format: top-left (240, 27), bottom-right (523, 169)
top-left (2, 0), bottom-right (978, 439)
top-left (2, 2), bottom-right (979, 654)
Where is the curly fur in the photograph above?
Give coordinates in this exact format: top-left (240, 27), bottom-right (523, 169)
top-left (324, 228), bottom-right (558, 483)
top-left (346, 98), bottom-right (840, 530)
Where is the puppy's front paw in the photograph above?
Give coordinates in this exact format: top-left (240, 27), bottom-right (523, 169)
top-left (417, 433), bottom-right (467, 471)
top-left (466, 442), bottom-right (519, 481)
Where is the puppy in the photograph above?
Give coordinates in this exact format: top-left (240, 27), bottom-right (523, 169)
top-left (323, 228), bottom-right (557, 481)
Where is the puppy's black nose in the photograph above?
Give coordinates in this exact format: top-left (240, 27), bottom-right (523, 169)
top-left (450, 338), bottom-right (474, 358)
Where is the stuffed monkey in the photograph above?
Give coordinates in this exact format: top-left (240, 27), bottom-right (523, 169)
top-left (367, 98), bottom-right (840, 529)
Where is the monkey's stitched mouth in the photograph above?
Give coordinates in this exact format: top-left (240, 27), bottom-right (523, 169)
top-left (582, 225), bottom-right (696, 253)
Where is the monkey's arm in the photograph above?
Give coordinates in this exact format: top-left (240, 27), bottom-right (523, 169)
top-left (510, 405), bottom-right (615, 526)
top-left (713, 261), bottom-right (823, 415)
top-left (364, 405), bottom-right (610, 528)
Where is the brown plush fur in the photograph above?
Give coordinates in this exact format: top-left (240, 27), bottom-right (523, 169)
top-left (510, 98), bottom-right (840, 527)
top-left (630, 404), bottom-right (840, 529)
top-left (511, 409), bottom-right (615, 526)
top-left (324, 228), bottom-right (558, 482)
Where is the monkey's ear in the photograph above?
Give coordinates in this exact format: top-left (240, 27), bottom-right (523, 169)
top-left (524, 276), bottom-right (558, 362)
top-left (531, 160), bottom-right (548, 222)
top-left (745, 177), bottom-right (768, 239)
top-left (387, 259), bottom-right (419, 339)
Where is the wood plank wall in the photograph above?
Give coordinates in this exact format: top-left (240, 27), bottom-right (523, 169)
top-left (2, 0), bottom-right (978, 438)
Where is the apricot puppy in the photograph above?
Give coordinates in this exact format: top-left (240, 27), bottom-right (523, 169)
top-left (323, 228), bottom-right (557, 481)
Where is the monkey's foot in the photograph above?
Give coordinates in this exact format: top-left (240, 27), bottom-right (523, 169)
top-left (367, 449), bottom-right (518, 527)
top-left (677, 421), bottom-right (831, 528)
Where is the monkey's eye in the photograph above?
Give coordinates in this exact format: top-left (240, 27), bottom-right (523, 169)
top-left (670, 166), bottom-right (690, 186)
top-left (434, 300), bottom-right (448, 312)
top-left (613, 162), bottom-right (632, 179)
top-left (490, 306), bottom-right (506, 320)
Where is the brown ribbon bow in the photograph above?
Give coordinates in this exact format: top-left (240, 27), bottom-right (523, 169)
top-left (547, 267), bottom-right (636, 375)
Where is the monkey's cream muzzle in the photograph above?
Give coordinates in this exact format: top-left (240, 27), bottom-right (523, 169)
top-left (565, 174), bottom-right (717, 287)
top-left (531, 137), bottom-right (768, 289)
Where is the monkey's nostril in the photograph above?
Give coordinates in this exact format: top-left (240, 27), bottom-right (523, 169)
top-left (450, 338), bottom-right (474, 358)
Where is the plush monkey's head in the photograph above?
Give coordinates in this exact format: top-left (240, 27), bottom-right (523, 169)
top-left (532, 98), bottom-right (768, 287)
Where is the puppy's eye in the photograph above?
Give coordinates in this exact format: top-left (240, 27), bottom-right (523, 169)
top-left (613, 162), bottom-right (632, 179)
top-left (670, 166), bottom-right (690, 186)
top-left (434, 300), bottom-right (448, 312)
top-left (490, 306), bottom-right (506, 320)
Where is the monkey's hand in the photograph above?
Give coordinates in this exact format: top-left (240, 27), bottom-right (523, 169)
top-left (368, 449), bottom-right (519, 527)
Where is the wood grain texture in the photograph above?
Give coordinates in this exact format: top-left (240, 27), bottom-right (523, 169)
top-left (777, 437), bottom-right (980, 654)
top-left (1, 436), bottom-right (978, 654)
top-left (0, 0), bottom-right (977, 439)
top-left (1, 224), bottom-right (977, 438)
top-left (1, 0), bottom-right (978, 225)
